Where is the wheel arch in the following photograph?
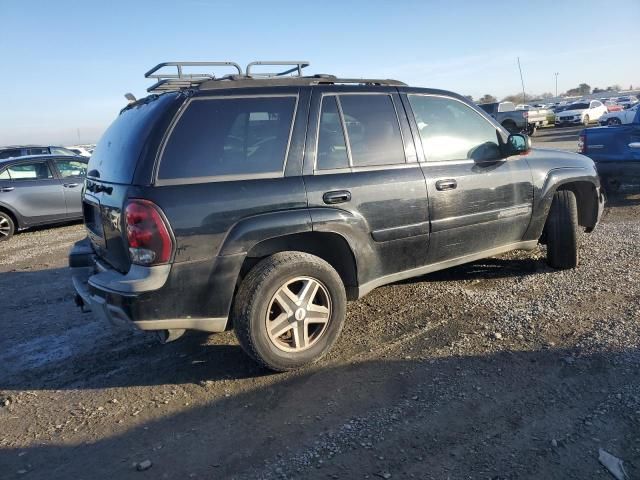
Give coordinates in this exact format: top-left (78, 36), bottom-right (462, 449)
top-left (242, 231), bottom-right (359, 300)
top-left (523, 168), bottom-right (602, 240)
top-left (556, 181), bottom-right (600, 231)
top-left (0, 203), bottom-right (20, 229)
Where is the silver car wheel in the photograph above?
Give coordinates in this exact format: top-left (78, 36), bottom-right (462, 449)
top-left (0, 217), bottom-right (11, 237)
top-left (265, 276), bottom-right (332, 353)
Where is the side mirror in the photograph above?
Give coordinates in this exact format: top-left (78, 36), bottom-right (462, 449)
top-left (507, 133), bottom-right (532, 155)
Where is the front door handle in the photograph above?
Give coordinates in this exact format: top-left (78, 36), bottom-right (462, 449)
top-left (0, 187), bottom-right (14, 192)
top-left (629, 142), bottom-right (640, 149)
top-left (323, 190), bottom-right (351, 205)
top-left (435, 179), bottom-right (457, 191)
top-left (63, 183), bottom-right (80, 188)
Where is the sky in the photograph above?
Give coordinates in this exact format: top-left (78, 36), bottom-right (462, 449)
top-left (1, 0), bottom-right (638, 145)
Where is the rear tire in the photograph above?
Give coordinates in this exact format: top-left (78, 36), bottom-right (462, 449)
top-left (502, 120), bottom-right (517, 133)
top-left (0, 211), bottom-right (15, 241)
top-left (544, 190), bottom-right (579, 269)
top-left (607, 117), bottom-right (622, 126)
top-left (233, 252), bottom-right (347, 372)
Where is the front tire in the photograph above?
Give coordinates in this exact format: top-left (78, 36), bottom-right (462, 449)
top-left (233, 252), bottom-right (347, 371)
top-left (544, 190), bottom-right (579, 269)
top-left (607, 117), bottom-right (621, 126)
top-left (0, 212), bottom-right (15, 241)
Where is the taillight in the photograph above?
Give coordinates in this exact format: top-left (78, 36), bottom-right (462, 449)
top-left (125, 199), bottom-right (173, 265)
top-left (523, 111), bottom-right (529, 119)
top-left (577, 134), bottom-right (586, 153)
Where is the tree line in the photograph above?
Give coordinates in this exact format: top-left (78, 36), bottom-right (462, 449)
top-left (468, 84), bottom-right (632, 104)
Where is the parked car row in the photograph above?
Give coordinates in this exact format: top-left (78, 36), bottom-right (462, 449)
top-left (478, 95), bottom-right (639, 132)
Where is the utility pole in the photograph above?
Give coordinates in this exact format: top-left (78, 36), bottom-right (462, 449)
top-left (77, 128), bottom-right (81, 144)
top-left (554, 72), bottom-right (559, 98)
top-left (517, 57), bottom-right (526, 104)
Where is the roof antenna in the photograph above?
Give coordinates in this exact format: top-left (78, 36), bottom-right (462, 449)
top-left (124, 92), bottom-right (137, 104)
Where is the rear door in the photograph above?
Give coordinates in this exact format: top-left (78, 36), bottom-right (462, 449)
top-left (0, 160), bottom-right (67, 225)
top-left (52, 157), bottom-right (87, 217)
top-left (303, 87), bottom-right (430, 282)
top-left (403, 92), bottom-right (534, 264)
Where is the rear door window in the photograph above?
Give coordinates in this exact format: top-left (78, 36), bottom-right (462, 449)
top-left (159, 96), bottom-right (297, 181)
top-left (6, 162), bottom-right (53, 180)
top-left (338, 94), bottom-right (406, 167)
top-left (55, 159), bottom-right (88, 178)
top-left (316, 96), bottom-right (349, 170)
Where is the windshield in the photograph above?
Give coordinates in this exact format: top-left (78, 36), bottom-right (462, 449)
top-left (567, 103), bottom-right (589, 110)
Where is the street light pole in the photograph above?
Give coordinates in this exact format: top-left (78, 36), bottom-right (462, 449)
top-left (555, 72), bottom-right (559, 98)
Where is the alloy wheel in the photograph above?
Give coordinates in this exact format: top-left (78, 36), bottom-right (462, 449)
top-left (0, 217), bottom-right (11, 238)
top-left (265, 276), bottom-right (332, 353)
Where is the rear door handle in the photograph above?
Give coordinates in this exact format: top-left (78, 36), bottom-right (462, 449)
top-left (323, 190), bottom-right (351, 205)
top-left (435, 179), bottom-right (457, 191)
top-left (0, 187), bottom-right (14, 192)
top-left (63, 183), bottom-right (80, 188)
top-left (629, 142), bottom-right (640, 149)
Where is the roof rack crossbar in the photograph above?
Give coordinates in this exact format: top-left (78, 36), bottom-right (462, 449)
top-left (145, 61), bottom-right (243, 80)
top-left (246, 60), bottom-right (310, 77)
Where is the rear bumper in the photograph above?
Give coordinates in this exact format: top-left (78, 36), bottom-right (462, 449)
top-left (69, 238), bottom-right (228, 333)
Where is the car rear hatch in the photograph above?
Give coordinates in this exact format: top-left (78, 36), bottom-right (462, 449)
top-left (83, 92), bottom-right (183, 273)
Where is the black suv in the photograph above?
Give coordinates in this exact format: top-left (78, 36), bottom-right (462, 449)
top-left (70, 61), bottom-right (604, 371)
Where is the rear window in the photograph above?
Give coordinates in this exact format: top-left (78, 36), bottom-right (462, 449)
top-left (158, 96), bottom-right (297, 181)
top-left (87, 93), bottom-right (178, 184)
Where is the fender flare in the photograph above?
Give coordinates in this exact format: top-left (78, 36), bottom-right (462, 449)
top-left (217, 209), bottom-right (313, 257)
top-left (523, 167), bottom-right (601, 240)
top-left (0, 200), bottom-right (22, 228)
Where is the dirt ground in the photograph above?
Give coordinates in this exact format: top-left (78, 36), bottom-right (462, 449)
top-left (1, 131), bottom-right (639, 479)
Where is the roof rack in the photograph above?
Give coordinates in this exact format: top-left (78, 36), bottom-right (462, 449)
top-left (145, 60), bottom-right (310, 92)
top-left (144, 60), bottom-right (405, 93)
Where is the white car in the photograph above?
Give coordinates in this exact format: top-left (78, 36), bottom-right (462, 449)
top-left (599, 103), bottom-right (640, 126)
top-left (65, 145), bottom-right (92, 157)
top-left (554, 100), bottom-right (608, 126)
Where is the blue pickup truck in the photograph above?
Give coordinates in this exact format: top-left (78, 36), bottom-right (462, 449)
top-left (579, 107), bottom-right (640, 191)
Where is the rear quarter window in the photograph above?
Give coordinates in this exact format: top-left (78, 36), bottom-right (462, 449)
top-left (158, 96), bottom-right (297, 182)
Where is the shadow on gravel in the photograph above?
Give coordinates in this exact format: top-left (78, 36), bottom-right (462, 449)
top-left (2, 348), bottom-right (638, 479)
top-left (411, 257), bottom-right (548, 284)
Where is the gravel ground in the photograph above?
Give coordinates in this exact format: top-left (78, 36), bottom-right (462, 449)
top-left (1, 133), bottom-right (639, 479)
